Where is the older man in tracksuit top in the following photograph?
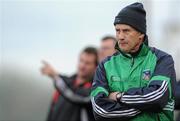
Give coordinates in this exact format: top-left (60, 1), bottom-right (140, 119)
top-left (91, 2), bottom-right (176, 121)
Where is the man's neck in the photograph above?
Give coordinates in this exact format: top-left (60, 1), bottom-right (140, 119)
top-left (75, 75), bottom-right (91, 86)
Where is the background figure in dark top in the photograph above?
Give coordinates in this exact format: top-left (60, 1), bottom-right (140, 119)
top-left (175, 80), bottom-right (180, 121)
top-left (175, 81), bottom-right (180, 109)
top-left (41, 47), bottom-right (98, 121)
top-left (98, 35), bottom-right (117, 62)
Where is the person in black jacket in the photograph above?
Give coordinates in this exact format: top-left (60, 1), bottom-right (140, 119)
top-left (175, 80), bottom-right (180, 121)
top-left (175, 81), bottom-right (180, 109)
top-left (41, 47), bottom-right (98, 121)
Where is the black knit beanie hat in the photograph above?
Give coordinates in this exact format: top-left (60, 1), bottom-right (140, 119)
top-left (114, 2), bottom-right (146, 34)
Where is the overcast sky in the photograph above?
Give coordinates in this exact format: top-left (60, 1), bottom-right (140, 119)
top-left (1, 0), bottom-right (141, 74)
top-left (1, 0), bottom-right (179, 75)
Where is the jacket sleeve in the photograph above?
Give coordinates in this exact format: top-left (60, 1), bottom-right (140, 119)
top-left (119, 54), bottom-right (176, 111)
top-left (91, 59), bottom-right (141, 121)
top-left (53, 76), bottom-right (90, 105)
top-left (175, 81), bottom-right (180, 109)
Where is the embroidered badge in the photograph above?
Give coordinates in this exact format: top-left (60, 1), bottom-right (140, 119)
top-left (142, 69), bottom-right (151, 80)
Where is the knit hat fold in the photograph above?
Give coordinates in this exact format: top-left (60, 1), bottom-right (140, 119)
top-left (114, 2), bottom-right (146, 34)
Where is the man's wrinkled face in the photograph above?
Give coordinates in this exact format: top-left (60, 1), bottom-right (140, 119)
top-left (77, 52), bottom-right (97, 79)
top-left (99, 39), bottom-right (116, 62)
top-left (115, 24), bottom-right (144, 53)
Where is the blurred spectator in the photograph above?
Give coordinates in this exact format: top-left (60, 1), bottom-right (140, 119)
top-left (175, 80), bottom-right (180, 121)
top-left (98, 35), bottom-right (117, 62)
top-left (41, 47), bottom-right (98, 121)
top-left (175, 80), bottom-right (180, 109)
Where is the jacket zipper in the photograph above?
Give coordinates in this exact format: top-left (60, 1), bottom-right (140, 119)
top-left (131, 57), bottom-right (134, 67)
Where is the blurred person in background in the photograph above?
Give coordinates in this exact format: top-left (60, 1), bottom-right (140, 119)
top-left (98, 35), bottom-right (116, 62)
top-left (175, 81), bottom-right (180, 109)
top-left (175, 80), bottom-right (180, 121)
top-left (91, 2), bottom-right (176, 121)
top-left (41, 47), bottom-right (97, 121)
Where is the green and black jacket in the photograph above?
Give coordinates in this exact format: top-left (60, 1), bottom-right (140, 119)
top-left (91, 43), bottom-right (176, 121)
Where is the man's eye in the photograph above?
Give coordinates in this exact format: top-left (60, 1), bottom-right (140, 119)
top-left (116, 29), bottom-right (120, 32)
top-left (124, 29), bottom-right (129, 32)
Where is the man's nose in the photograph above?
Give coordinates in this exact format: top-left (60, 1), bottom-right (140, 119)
top-left (117, 32), bottom-right (125, 41)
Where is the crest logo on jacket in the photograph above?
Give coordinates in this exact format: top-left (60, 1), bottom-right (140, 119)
top-left (142, 69), bottom-right (151, 81)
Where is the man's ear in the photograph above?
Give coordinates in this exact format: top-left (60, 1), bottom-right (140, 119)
top-left (139, 34), bottom-right (145, 42)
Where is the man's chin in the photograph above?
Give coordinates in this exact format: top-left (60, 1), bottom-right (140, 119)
top-left (119, 46), bottom-right (128, 52)
top-left (120, 48), bottom-right (129, 53)
top-left (78, 73), bottom-right (88, 78)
